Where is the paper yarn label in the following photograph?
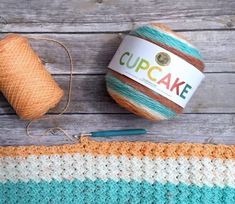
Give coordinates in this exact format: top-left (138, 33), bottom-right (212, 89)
top-left (108, 35), bottom-right (205, 108)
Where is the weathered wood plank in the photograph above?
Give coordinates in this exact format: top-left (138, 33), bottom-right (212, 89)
top-left (0, 0), bottom-right (235, 32)
top-left (1, 31), bottom-right (233, 75)
top-left (0, 73), bottom-right (235, 114)
top-left (0, 114), bottom-right (234, 146)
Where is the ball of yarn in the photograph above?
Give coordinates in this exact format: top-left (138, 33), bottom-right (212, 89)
top-left (0, 34), bottom-right (63, 120)
top-left (106, 23), bottom-right (204, 121)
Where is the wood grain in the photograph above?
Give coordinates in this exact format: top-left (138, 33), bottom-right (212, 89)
top-left (0, 0), bottom-right (234, 146)
top-left (0, 0), bottom-right (234, 32)
top-left (0, 31), bottom-right (233, 74)
top-left (0, 114), bottom-right (234, 146)
top-left (0, 73), bottom-right (235, 115)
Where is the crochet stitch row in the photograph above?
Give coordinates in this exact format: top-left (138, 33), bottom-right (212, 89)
top-left (0, 137), bottom-right (235, 204)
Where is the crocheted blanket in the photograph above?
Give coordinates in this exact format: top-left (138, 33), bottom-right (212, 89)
top-left (0, 137), bottom-right (235, 204)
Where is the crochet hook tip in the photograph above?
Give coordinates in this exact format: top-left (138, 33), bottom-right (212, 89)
top-left (72, 133), bottom-right (92, 139)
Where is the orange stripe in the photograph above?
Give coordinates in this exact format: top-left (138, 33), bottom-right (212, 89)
top-left (0, 137), bottom-right (235, 159)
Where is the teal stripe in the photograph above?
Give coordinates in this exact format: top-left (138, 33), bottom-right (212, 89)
top-left (106, 73), bottom-right (176, 119)
top-left (130, 25), bottom-right (202, 61)
top-left (1, 179), bottom-right (234, 204)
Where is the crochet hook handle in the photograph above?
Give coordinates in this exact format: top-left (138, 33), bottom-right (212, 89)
top-left (91, 129), bottom-right (147, 137)
top-left (75, 129), bottom-right (146, 138)
top-left (72, 129), bottom-right (147, 139)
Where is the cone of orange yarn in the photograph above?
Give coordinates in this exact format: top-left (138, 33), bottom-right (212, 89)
top-left (0, 34), bottom-right (63, 120)
top-left (106, 23), bottom-right (205, 121)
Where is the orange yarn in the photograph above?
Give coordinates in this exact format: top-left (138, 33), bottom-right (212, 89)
top-left (0, 137), bottom-right (235, 159)
top-left (0, 34), bottom-right (63, 120)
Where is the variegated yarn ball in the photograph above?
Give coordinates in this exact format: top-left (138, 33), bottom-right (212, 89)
top-left (106, 23), bottom-right (204, 121)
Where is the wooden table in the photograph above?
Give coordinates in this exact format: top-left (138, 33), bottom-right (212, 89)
top-left (0, 0), bottom-right (234, 146)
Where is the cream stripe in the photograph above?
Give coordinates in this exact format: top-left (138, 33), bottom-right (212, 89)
top-left (0, 153), bottom-right (234, 188)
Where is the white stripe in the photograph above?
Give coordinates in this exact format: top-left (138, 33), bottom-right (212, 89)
top-left (0, 153), bottom-right (234, 188)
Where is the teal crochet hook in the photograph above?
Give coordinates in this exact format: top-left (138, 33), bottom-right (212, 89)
top-left (73, 129), bottom-right (147, 139)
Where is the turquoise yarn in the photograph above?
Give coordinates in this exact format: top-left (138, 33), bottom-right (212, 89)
top-left (106, 23), bottom-right (204, 121)
top-left (106, 72), bottom-right (176, 119)
top-left (130, 25), bottom-right (202, 61)
top-left (1, 179), bottom-right (235, 204)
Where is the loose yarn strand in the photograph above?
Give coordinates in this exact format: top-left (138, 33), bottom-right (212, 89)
top-left (26, 37), bottom-right (75, 141)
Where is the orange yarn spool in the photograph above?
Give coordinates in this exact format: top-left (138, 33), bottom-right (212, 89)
top-left (0, 34), bottom-right (64, 120)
